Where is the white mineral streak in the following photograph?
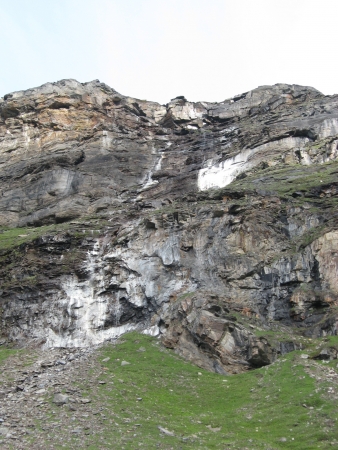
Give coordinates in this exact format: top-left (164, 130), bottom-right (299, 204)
top-left (23, 125), bottom-right (30, 149)
top-left (102, 130), bottom-right (113, 148)
top-left (319, 118), bottom-right (338, 139)
top-left (46, 229), bottom-right (193, 348)
top-left (197, 137), bottom-right (312, 191)
top-left (105, 230), bottom-right (185, 304)
top-left (46, 240), bottom-right (136, 347)
top-left (198, 149), bottom-right (254, 190)
top-left (142, 325), bottom-right (160, 336)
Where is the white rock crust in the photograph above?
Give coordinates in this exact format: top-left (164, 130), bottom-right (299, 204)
top-left (198, 149), bottom-right (254, 191)
top-left (46, 241), bottom-right (137, 347)
top-left (45, 228), bottom-right (194, 347)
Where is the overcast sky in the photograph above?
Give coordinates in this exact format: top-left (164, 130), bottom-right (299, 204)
top-left (1, 0), bottom-right (337, 104)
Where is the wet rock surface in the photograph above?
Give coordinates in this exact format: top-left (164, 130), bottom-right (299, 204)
top-left (0, 79), bottom-right (338, 373)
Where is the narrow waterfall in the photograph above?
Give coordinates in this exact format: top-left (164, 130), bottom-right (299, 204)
top-left (141, 153), bottom-right (164, 190)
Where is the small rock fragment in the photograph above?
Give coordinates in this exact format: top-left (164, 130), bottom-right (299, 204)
top-left (41, 361), bottom-right (54, 368)
top-left (206, 425), bottom-right (221, 432)
top-left (121, 361), bottom-right (131, 366)
top-left (158, 426), bottom-right (175, 436)
top-left (53, 393), bottom-right (69, 406)
top-left (0, 427), bottom-right (9, 436)
top-left (35, 389), bottom-right (46, 395)
top-left (55, 359), bottom-right (67, 366)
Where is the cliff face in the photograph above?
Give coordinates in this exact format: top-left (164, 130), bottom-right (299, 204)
top-left (1, 79), bottom-right (338, 374)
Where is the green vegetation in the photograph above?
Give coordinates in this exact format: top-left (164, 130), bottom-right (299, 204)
top-left (229, 160), bottom-right (338, 201)
top-left (301, 335), bottom-right (338, 360)
top-left (295, 224), bottom-right (327, 249)
top-left (0, 225), bottom-right (56, 251)
top-left (0, 347), bottom-right (19, 365)
top-left (1, 332), bottom-right (337, 449)
top-left (0, 217), bottom-right (113, 252)
top-left (80, 333), bottom-right (337, 449)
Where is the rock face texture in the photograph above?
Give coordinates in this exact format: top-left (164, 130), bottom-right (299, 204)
top-left (1, 79), bottom-right (338, 373)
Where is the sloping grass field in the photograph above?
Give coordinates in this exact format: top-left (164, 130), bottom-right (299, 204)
top-left (0, 333), bottom-right (337, 449)
top-left (91, 333), bottom-right (338, 449)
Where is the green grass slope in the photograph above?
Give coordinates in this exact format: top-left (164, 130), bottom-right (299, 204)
top-left (0, 333), bottom-right (338, 449)
top-left (88, 333), bottom-right (338, 449)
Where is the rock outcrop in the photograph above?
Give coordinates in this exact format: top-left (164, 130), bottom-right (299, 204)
top-left (0, 79), bottom-right (338, 373)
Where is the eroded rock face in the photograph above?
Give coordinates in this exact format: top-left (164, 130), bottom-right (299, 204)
top-left (1, 79), bottom-right (338, 373)
top-left (161, 292), bottom-right (278, 374)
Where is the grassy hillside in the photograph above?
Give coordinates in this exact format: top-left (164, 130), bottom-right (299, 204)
top-left (0, 333), bottom-right (337, 449)
top-left (90, 334), bottom-right (338, 449)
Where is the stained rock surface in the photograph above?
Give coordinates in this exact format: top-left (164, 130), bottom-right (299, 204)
top-left (1, 79), bottom-right (338, 373)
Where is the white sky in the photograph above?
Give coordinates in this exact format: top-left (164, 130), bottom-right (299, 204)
top-left (0, 0), bottom-right (337, 104)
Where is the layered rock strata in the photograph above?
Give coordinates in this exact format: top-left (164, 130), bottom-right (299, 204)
top-left (0, 79), bottom-right (338, 373)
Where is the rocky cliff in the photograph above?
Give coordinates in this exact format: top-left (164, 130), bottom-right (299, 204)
top-left (1, 79), bottom-right (337, 374)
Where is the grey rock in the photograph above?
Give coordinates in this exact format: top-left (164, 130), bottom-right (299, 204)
top-left (40, 361), bottom-right (54, 368)
top-left (1, 79), bottom-right (338, 375)
top-left (55, 359), bottom-right (67, 366)
top-left (121, 361), bottom-right (131, 366)
top-left (53, 393), bottom-right (69, 405)
top-left (313, 348), bottom-right (338, 361)
top-left (35, 389), bottom-right (46, 395)
top-left (206, 425), bottom-right (221, 432)
top-left (158, 425), bottom-right (175, 436)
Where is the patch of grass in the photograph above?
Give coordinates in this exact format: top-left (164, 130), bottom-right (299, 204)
top-left (0, 225), bottom-right (57, 251)
top-left (81, 332), bottom-right (338, 449)
top-left (0, 215), bottom-right (115, 253)
top-left (255, 328), bottom-right (338, 358)
top-left (176, 291), bottom-right (195, 302)
top-left (229, 160), bottom-right (338, 200)
top-left (0, 347), bottom-right (20, 365)
top-left (302, 335), bottom-right (338, 358)
top-left (295, 224), bottom-right (327, 249)
top-left (253, 327), bottom-right (305, 345)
